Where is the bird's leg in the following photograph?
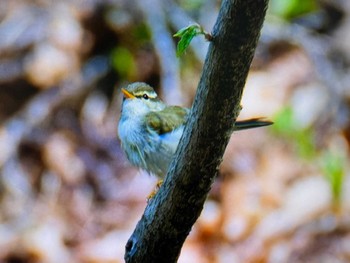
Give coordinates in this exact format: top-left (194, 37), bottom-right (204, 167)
top-left (156, 179), bottom-right (163, 188)
top-left (147, 179), bottom-right (163, 201)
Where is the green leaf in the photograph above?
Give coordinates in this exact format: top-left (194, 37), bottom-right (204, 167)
top-left (176, 28), bottom-right (197, 56)
top-left (321, 151), bottom-right (345, 205)
top-left (173, 23), bottom-right (210, 57)
top-left (173, 26), bottom-right (191, 38)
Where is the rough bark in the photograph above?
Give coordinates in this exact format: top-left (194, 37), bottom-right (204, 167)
top-left (124, 0), bottom-right (269, 262)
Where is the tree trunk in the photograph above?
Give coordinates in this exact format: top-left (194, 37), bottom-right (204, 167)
top-left (124, 0), bottom-right (269, 262)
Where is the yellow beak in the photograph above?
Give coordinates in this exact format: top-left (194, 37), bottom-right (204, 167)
top-left (121, 88), bottom-right (135, 99)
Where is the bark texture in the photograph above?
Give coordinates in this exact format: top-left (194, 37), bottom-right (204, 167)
top-left (124, 0), bottom-right (269, 262)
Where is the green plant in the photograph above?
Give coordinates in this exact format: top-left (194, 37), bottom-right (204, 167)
top-left (269, 0), bottom-right (318, 20)
top-left (321, 151), bottom-right (346, 205)
top-left (272, 106), bottom-right (316, 159)
top-left (273, 106), bottom-right (346, 205)
top-left (173, 23), bottom-right (212, 57)
top-left (111, 47), bottom-right (136, 79)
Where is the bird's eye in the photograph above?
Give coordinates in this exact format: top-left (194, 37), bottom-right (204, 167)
top-left (143, 94), bottom-right (149, 100)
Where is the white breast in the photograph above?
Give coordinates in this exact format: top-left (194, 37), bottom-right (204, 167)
top-left (118, 99), bottom-right (184, 177)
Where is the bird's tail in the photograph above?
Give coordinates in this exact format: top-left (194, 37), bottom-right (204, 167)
top-left (234, 118), bottom-right (273, 131)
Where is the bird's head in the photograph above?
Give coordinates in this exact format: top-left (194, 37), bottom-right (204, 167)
top-left (120, 82), bottom-right (165, 116)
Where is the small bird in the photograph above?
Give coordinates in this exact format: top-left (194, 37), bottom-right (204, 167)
top-left (118, 82), bottom-right (272, 178)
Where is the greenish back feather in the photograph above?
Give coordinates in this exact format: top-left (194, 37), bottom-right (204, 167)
top-left (145, 106), bottom-right (189, 134)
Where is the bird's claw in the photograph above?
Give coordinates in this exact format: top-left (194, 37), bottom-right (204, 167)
top-left (147, 179), bottom-right (163, 201)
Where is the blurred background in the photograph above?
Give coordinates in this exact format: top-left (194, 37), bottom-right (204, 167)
top-left (0, 0), bottom-right (350, 262)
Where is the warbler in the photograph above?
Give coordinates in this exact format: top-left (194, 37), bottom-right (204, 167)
top-left (118, 82), bottom-right (272, 178)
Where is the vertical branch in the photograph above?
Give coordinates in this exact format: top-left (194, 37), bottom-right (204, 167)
top-left (125, 1), bottom-right (269, 262)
